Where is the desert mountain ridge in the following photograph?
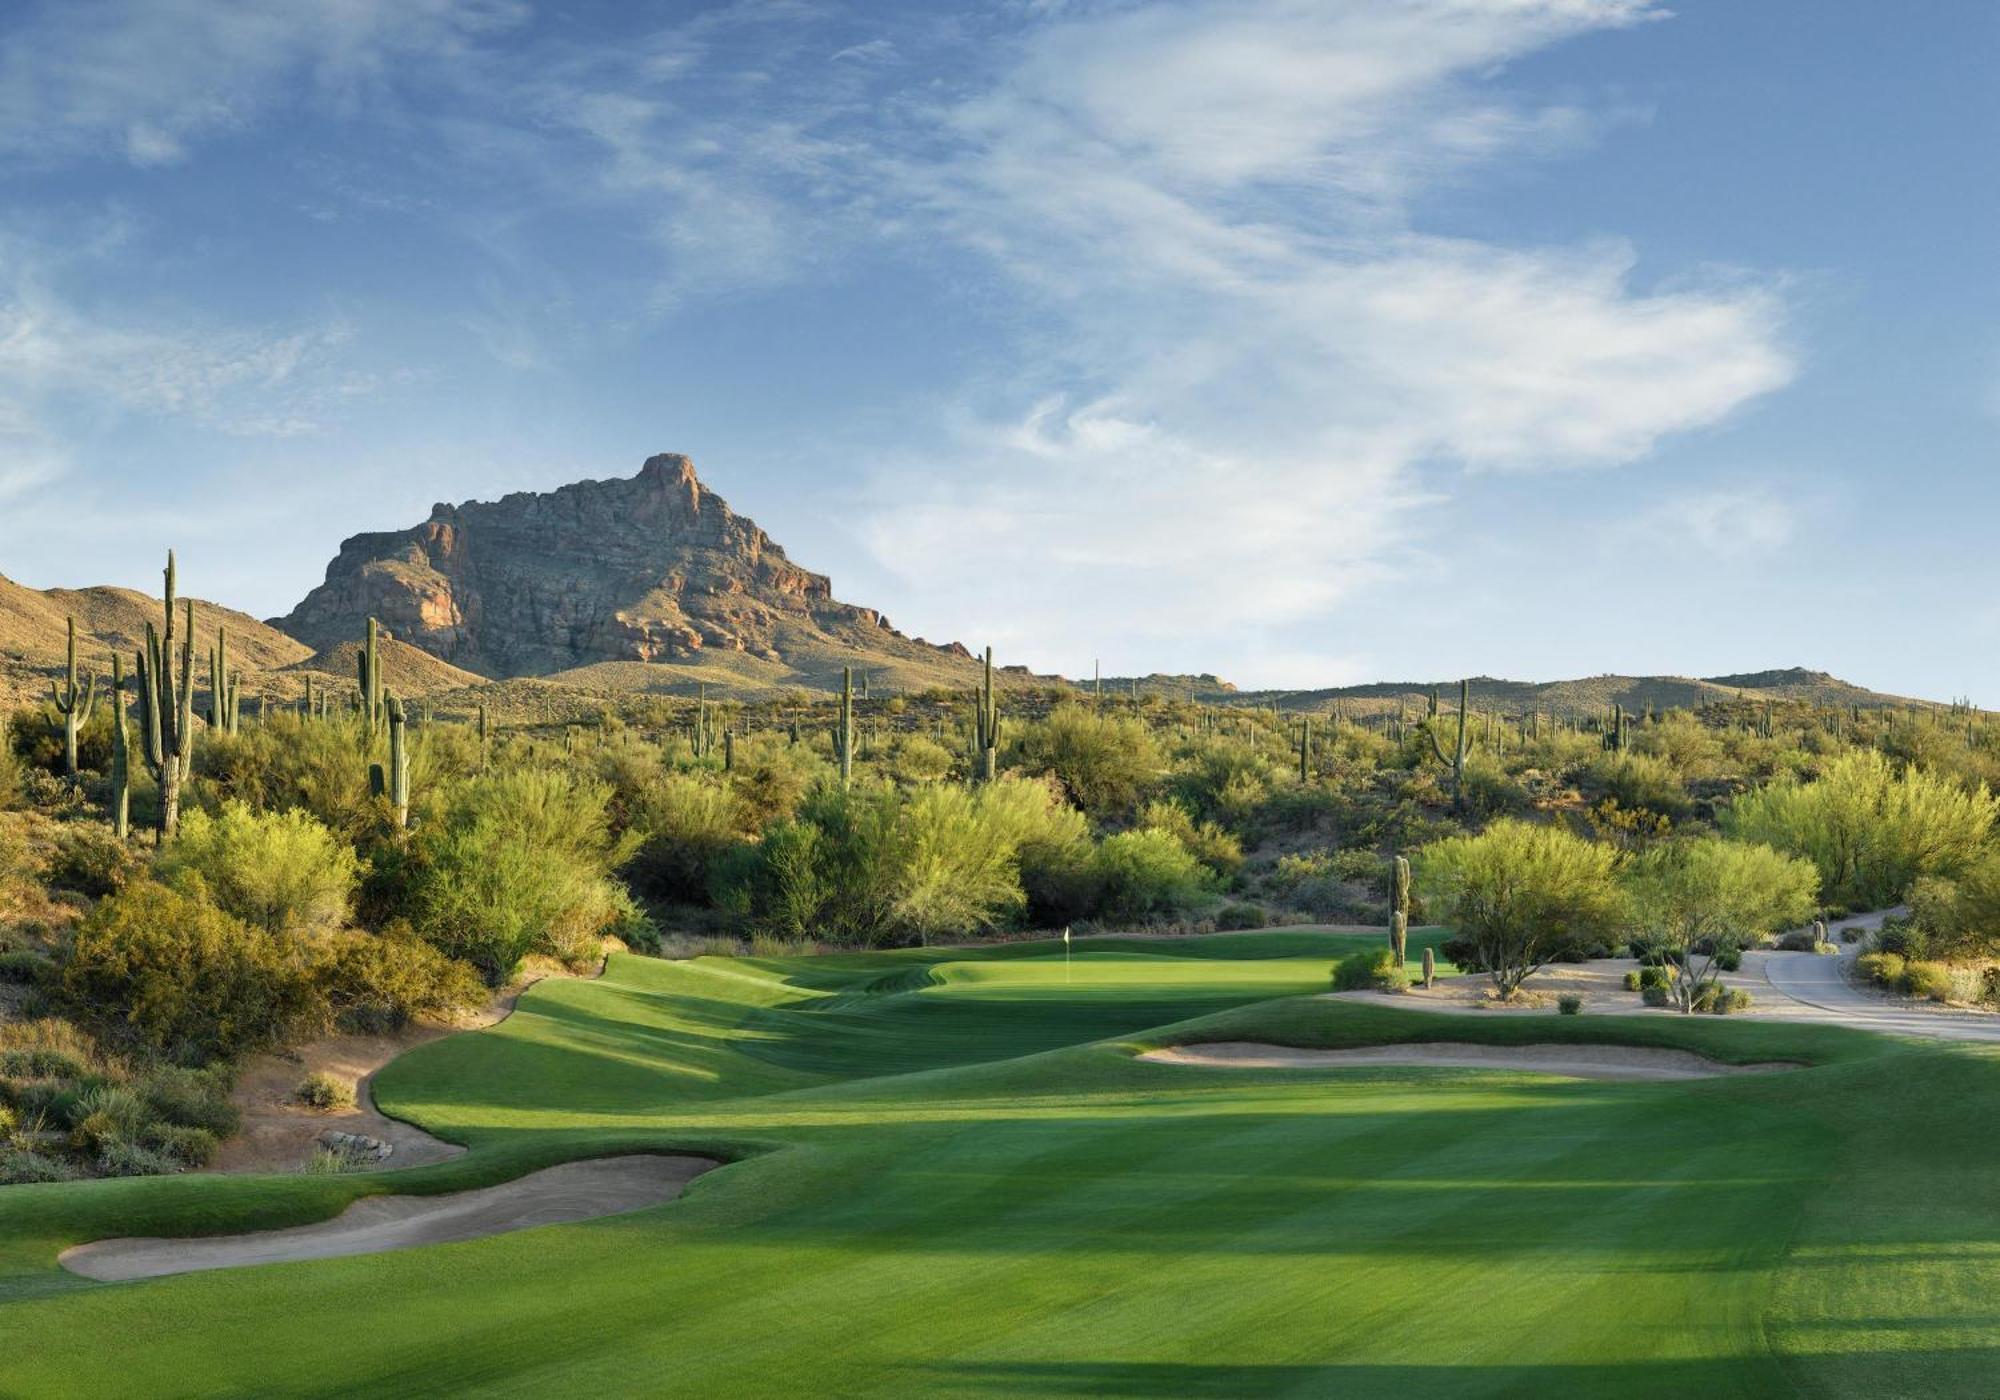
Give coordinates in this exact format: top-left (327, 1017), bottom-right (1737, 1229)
top-left (0, 452), bottom-right (1966, 717)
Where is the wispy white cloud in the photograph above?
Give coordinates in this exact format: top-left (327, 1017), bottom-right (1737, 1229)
top-left (848, 0), bottom-right (1793, 675)
top-left (1639, 486), bottom-right (1799, 556)
top-left (0, 0), bottom-right (527, 168)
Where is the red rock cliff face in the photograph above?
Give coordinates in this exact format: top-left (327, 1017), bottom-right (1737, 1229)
top-left (276, 454), bottom-right (893, 677)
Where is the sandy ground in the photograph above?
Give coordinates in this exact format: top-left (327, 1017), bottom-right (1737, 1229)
top-left (1331, 909), bottom-right (2000, 1043)
top-left (60, 1154), bottom-right (719, 1282)
top-left (214, 958), bottom-right (605, 1175)
top-left (1140, 1041), bottom-right (1798, 1081)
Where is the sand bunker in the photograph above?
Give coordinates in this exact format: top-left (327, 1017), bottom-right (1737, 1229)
top-left (1140, 1041), bottom-right (1798, 1082)
top-left (60, 1154), bottom-right (719, 1282)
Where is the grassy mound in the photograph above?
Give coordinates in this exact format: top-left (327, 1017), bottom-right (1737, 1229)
top-left (0, 931), bottom-right (1993, 1397)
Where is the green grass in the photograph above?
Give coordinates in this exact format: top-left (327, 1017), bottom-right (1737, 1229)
top-left (0, 929), bottom-right (1995, 1397)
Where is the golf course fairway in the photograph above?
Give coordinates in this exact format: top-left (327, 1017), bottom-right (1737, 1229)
top-left (2, 928), bottom-right (1995, 1398)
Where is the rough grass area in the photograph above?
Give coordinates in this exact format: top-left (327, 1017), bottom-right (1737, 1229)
top-left (0, 931), bottom-right (1992, 1397)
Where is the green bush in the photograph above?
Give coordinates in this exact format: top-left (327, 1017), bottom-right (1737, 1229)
top-left (135, 1065), bottom-right (239, 1138)
top-left (1009, 706), bottom-right (1161, 819)
top-left (1622, 970), bottom-right (1642, 992)
top-left (312, 929), bottom-right (484, 1032)
top-left (1856, 951), bottom-right (1905, 987)
top-left (1640, 983), bottom-right (1670, 1008)
top-left (45, 824), bottom-right (144, 898)
top-left (157, 801), bottom-right (359, 936)
top-left (1900, 960), bottom-right (1954, 1002)
top-left (410, 768), bottom-right (636, 981)
top-left (143, 1122), bottom-right (219, 1167)
top-left (61, 881), bottom-right (317, 1061)
top-left (1215, 902), bottom-right (1268, 931)
top-left (1137, 799), bottom-right (1243, 878)
top-left (625, 773), bottom-right (745, 902)
top-left (1331, 947), bottom-right (1406, 992)
top-left (0, 951), bottom-right (55, 986)
top-left (1092, 828), bottom-right (1212, 924)
top-left (1557, 993), bottom-right (1583, 1015)
top-left (294, 1072), bottom-right (354, 1110)
top-left (0, 1149), bottom-right (78, 1184)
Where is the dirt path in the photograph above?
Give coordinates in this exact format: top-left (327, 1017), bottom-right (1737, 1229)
top-left (1757, 910), bottom-right (2000, 1043)
top-left (1141, 1041), bottom-right (1797, 1081)
top-left (60, 1154), bottom-right (719, 1282)
top-left (215, 960), bottom-right (603, 1175)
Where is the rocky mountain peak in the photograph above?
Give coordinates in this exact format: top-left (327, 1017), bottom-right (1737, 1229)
top-left (274, 453), bottom-right (901, 679)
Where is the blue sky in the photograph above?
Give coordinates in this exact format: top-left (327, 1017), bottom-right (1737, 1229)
top-left (0, 1), bottom-right (1993, 698)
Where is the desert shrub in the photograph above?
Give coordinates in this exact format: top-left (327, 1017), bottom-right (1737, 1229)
top-left (625, 773), bottom-right (745, 902)
top-left (1872, 917), bottom-right (1926, 959)
top-left (1332, 948), bottom-right (1406, 992)
top-left (1171, 740), bottom-right (1277, 826)
top-left (1588, 753), bottom-right (1693, 821)
top-left (134, 1064), bottom-right (239, 1138)
top-left (1900, 960), bottom-right (1954, 1002)
top-left (61, 881), bottom-right (317, 1061)
top-left (410, 768), bottom-right (636, 982)
top-left (142, 1122), bottom-right (219, 1167)
top-left (1637, 963), bottom-right (1677, 991)
top-left (1092, 828), bottom-right (1212, 924)
top-left (95, 1139), bottom-right (184, 1178)
top-left (1724, 750), bottom-right (1996, 908)
top-left (743, 819), bottom-right (826, 939)
top-left (1557, 993), bottom-right (1583, 1015)
top-left (9, 702), bottom-right (114, 776)
top-left (890, 784), bottom-right (1031, 943)
top-left (1904, 854), bottom-right (2000, 960)
top-left (883, 734), bottom-right (955, 784)
top-left (1017, 824), bottom-right (1102, 928)
top-left (1711, 944), bottom-right (1743, 973)
top-left (1776, 929), bottom-right (1823, 952)
top-left (1701, 986), bottom-right (1753, 1015)
top-left (1856, 951), bottom-right (1905, 987)
top-left (1457, 755), bottom-right (1526, 819)
top-left (43, 823), bottom-right (144, 898)
top-left (294, 1072), bottom-right (354, 1111)
top-left (0, 1150), bottom-right (79, 1184)
top-left (157, 801), bottom-right (359, 936)
top-left (0, 951), bottom-right (55, 986)
top-left (1622, 970), bottom-right (1642, 992)
top-left (1215, 902), bottom-right (1267, 931)
top-left (312, 929), bottom-right (484, 1032)
top-left (0, 724), bottom-right (23, 808)
top-left (1640, 983), bottom-right (1670, 1008)
top-left (1008, 706), bottom-right (1161, 818)
top-left (1137, 799), bottom-right (1243, 878)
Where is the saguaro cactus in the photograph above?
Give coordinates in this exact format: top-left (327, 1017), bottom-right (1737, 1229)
top-left (1389, 854), bottom-right (1411, 967)
top-left (50, 615), bottom-right (98, 778)
top-left (833, 666), bottom-right (855, 786)
top-left (972, 646), bottom-right (1001, 783)
top-left (1421, 945), bottom-right (1436, 990)
top-left (136, 551), bottom-right (197, 840)
top-left (1604, 705), bottom-right (1627, 753)
top-left (109, 653), bottom-right (130, 840)
top-left (1426, 679), bottom-right (1469, 805)
top-left (358, 618), bottom-right (385, 732)
top-left (1298, 715), bottom-right (1312, 783)
top-left (369, 694), bottom-right (410, 829)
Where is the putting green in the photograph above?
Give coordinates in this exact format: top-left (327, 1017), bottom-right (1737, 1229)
top-left (1, 929), bottom-right (1996, 1398)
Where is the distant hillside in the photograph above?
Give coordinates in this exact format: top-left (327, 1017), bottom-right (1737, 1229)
top-left (0, 571), bottom-right (314, 713)
top-left (1226, 667), bottom-right (1941, 718)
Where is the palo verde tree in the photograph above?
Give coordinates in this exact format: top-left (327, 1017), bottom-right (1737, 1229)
top-left (1627, 837), bottom-right (1819, 1012)
top-left (1415, 818), bottom-right (1625, 999)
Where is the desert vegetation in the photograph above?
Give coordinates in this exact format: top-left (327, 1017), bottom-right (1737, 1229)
top-left (7, 554), bottom-right (2000, 1186)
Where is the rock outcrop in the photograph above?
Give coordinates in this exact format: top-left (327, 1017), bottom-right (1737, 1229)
top-left (275, 453), bottom-right (919, 678)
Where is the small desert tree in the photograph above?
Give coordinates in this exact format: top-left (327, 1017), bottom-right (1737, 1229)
top-left (1415, 819), bottom-right (1625, 998)
top-left (1628, 837), bottom-right (1819, 1012)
